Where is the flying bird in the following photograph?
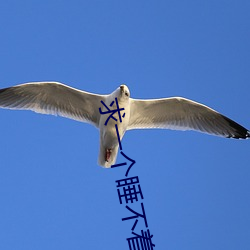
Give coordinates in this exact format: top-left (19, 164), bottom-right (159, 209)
top-left (0, 82), bottom-right (249, 167)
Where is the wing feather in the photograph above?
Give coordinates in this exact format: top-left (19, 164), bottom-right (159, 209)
top-left (128, 97), bottom-right (249, 139)
top-left (0, 82), bottom-right (106, 127)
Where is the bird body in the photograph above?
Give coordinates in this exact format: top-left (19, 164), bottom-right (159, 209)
top-left (98, 86), bottom-right (130, 167)
top-left (0, 82), bottom-right (249, 168)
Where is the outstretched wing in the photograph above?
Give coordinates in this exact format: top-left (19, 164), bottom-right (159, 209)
top-left (0, 82), bottom-right (106, 127)
top-left (128, 97), bottom-right (249, 139)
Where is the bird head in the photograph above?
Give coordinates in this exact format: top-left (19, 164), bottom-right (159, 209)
top-left (119, 84), bottom-right (130, 99)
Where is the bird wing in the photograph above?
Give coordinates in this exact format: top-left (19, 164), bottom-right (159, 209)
top-left (0, 82), bottom-right (106, 127)
top-left (128, 97), bottom-right (249, 139)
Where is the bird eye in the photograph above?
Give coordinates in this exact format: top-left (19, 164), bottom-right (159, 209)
top-left (125, 92), bottom-right (129, 97)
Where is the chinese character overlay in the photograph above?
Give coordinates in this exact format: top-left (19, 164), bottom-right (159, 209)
top-left (116, 176), bottom-right (144, 204)
top-left (99, 98), bottom-right (125, 126)
top-left (122, 203), bottom-right (148, 230)
top-left (99, 96), bottom-right (155, 249)
top-left (127, 229), bottom-right (155, 250)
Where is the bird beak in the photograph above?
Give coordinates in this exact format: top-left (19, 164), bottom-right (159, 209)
top-left (120, 85), bottom-right (124, 93)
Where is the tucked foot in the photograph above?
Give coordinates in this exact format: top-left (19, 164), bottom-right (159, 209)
top-left (105, 149), bottom-right (112, 162)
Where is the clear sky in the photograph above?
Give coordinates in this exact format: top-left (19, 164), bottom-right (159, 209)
top-left (0, 1), bottom-right (249, 249)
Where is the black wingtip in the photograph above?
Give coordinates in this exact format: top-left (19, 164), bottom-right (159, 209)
top-left (222, 115), bottom-right (250, 139)
top-left (247, 131), bottom-right (250, 138)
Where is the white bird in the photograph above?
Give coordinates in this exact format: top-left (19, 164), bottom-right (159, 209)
top-left (0, 82), bottom-right (249, 167)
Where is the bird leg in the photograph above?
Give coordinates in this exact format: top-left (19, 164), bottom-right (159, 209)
top-left (105, 149), bottom-right (112, 162)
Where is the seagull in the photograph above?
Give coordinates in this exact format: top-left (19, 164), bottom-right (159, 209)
top-left (0, 82), bottom-right (249, 167)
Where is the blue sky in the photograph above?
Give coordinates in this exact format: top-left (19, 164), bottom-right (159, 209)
top-left (0, 1), bottom-right (249, 249)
